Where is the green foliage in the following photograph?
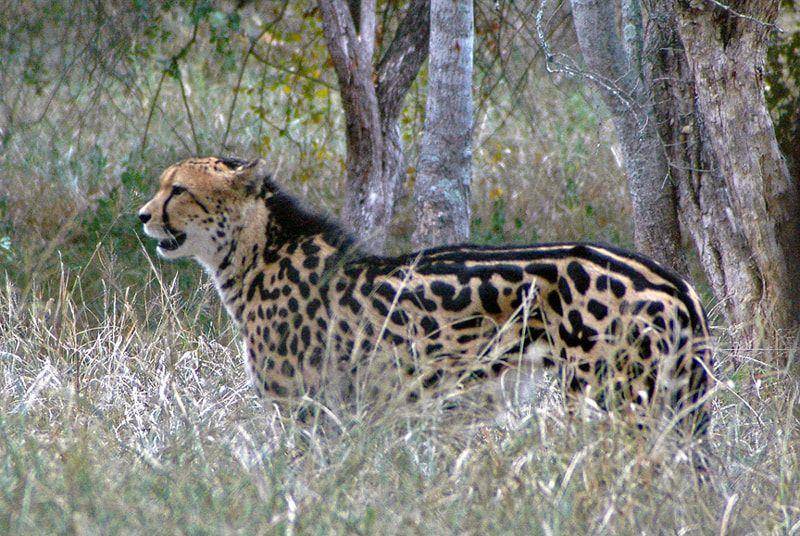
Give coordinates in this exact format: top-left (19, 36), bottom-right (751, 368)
top-left (553, 92), bottom-right (598, 180)
top-left (471, 196), bottom-right (530, 244)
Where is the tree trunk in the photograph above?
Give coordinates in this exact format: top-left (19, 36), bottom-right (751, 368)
top-left (644, 1), bottom-right (760, 337)
top-left (318, 0), bottom-right (430, 253)
top-left (671, 0), bottom-right (800, 342)
top-left (571, 0), bottom-right (688, 274)
top-left (411, 0), bottom-right (474, 249)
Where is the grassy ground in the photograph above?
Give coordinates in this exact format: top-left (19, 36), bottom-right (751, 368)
top-left (1, 267), bottom-right (799, 534)
top-left (1, 2), bottom-right (799, 534)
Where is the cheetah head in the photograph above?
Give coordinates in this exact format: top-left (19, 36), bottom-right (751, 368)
top-left (138, 157), bottom-right (269, 264)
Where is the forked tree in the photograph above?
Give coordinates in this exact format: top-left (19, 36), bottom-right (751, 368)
top-left (319, 0), bottom-right (475, 252)
top-left (317, 0), bottom-right (430, 253)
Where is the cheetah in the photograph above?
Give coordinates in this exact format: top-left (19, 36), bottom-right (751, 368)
top-left (138, 157), bottom-right (713, 442)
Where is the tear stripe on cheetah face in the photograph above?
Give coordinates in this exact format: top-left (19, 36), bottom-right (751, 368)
top-left (139, 157), bottom-right (714, 441)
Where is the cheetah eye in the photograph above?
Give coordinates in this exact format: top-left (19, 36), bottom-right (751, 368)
top-left (172, 185), bottom-right (186, 195)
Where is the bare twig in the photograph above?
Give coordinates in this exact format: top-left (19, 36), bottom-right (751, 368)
top-left (176, 65), bottom-right (202, 155)
top-left (535, 0), bottom-right (637, 113)
top-left (140, 14), bottom-right (200, 157)
top-left (249, 50), bottom-right (336, 90)
top-left (139, 70), bottom-right (168, 159)
top-left (704, 0), bottom-right (782, 31)
top-left (220, 41), bottom-right (258, 152)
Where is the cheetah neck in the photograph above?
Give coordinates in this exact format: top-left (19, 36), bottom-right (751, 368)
top-left (202, 196), bottom-right (358, 324)
top-left (195, 201), bottom-right (262, 322)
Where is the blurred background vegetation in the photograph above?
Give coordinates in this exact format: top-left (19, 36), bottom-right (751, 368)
top-left (0, 0), bottom-right (631, 309)
top-left (767, 0), bottom-right (800, 179)
top-left (1, 0), bottom-right (799, 310)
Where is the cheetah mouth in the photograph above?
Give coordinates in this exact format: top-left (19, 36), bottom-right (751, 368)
top-left (158, 232), bottom-right (186, 251)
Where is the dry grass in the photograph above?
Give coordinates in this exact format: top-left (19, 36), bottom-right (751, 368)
top-left (1, 261), bottom-right (799, 534)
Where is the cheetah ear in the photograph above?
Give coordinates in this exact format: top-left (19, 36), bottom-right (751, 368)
top-left (233, 158), bottom-right (270, 196)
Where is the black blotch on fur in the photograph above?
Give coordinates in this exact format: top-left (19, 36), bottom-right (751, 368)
top-left (281, 360), bottom-right (295, 377)
top-left (422, 369), bottom-right (444, 389)
top-left (558, 277), bottom-right (573, 305)
top-left (425, 343), bottom-right (444, 354)
top-left (371, 298), bottom-right (389, 316)
top-left (306, 299), bottom-right (321, 319)
top-left (391, 310), bottom-right (410, 326)
top-left (420, 316), bottom-right (439, 337)
top-left (457, 333), bottom-right (479, 344)
top-left (587, 299), bottom-right (608, 320)
top-left (546, 291), bottom-right (563, 316)
top-left (452, 317), bottom-right (482, 330)
top-left (270, 382), bottom-right (288, 396)
top-left (430, 281), bottom-right (471, 312)
top-left (596, 275), bottom-right (608, 292)
top-left (567, 261), bottom-right (591, 295)
top-left (524, 263), bottom-right (558, 283)
top-left (559, 310), bottom-right (598, 352)
top-left (609, 278), bottom-right (626, 298)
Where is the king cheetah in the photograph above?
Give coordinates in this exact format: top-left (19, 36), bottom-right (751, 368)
top-left (138, 157), bottom-right (713, 443)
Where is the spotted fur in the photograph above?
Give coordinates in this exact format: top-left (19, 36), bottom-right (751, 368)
top-left (139, 157), bottom-right (713, 438)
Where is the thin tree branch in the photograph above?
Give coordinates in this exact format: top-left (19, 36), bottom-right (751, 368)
top-left (375, 0), bottom-right (430, 122)
top-left (570, 0), bottom-right (637, 107)
top-left (139, 69), bottom-right (168, 158)
top-left (318, 0), bottom-right (383, 174)
top-left (536, 0), bottom-right (637, 114)
top-left (175, 63), bottom-right (202, 155)
top-left (704, 0), bottom-right (782, 31)
top-left (318, 0), bottom-right (361, 88)
top-left (221, 1), bottom-right (292, 151)
top-left (139, 18), bottom-right (199, 157)
top-left (249, 50), bottom-right (336, 89)
top-left (220, 38), bottom-right (258, 152)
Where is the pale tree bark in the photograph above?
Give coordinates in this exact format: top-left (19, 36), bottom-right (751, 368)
top-left (669, 0), bottom-right (800, 343)
top-left (318, 0), bottom-right (430, 253)
top-left (571, 0), bottom-right (688, 274)
top-left (642, 0), bottom-right (800, 350)
top-left (411, 0), bottom-right (474, 249)
top-left (644, 1), bottom-right (758, 339)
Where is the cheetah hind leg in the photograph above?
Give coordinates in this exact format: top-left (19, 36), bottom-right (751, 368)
top-left (452, 341), bottom-right (551, 418)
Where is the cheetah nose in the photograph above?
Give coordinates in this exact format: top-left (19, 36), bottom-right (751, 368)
top-left (138, 212), bottom-right (151, 224)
